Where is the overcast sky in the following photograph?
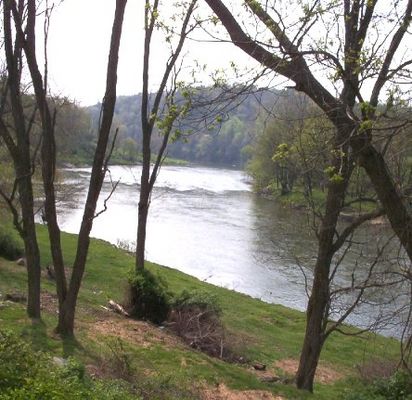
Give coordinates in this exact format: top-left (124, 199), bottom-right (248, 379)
top-left (46, 0), bottom-right (258, 106)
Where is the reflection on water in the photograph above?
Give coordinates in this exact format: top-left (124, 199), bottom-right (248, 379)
top-left (56, 165), bottom-right (408, 337)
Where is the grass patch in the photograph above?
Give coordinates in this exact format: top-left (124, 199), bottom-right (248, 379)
top-left (0, 224), bottom-right (404, 399)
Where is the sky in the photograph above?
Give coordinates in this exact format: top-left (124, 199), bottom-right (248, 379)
top-left (46, 0), bottom-right (258, 106)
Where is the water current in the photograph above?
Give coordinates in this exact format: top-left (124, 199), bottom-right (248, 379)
top-left (56, 165), bottom-right (408, 337)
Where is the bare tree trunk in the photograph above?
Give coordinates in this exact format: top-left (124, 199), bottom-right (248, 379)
top-left (2, 0), bottom-right (41, 319)
top-left (136, 181), bottom-right (150, 270)
top-left (18, 173), bottom-right (41, 319)
top-left (22, 0), bottom-right (68, 313)
top-left (55, 0), bottom-right (127, 335)
top-left (296, 149), bottom-right (351, 391)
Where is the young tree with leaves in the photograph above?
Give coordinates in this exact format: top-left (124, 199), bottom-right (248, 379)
top-left (135, 0), bottom-right (197, 271)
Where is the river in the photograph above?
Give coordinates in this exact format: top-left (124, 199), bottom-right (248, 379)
top-left (56, 164), bottom-right (408, 337)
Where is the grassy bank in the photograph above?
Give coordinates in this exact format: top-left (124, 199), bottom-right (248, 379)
top-left (59, 153), bottom-right (188, 168)
top-left (0, 225), bottom-right (403, 399)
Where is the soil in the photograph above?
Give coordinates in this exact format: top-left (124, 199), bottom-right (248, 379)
top-left (88, 315), bottom-right (182, 349)
top-left (202, 384), bottom-right (285, 400)
top-left (274, 359), bottom-right (344, 384)
top-left (40, 291), bottom-right (59, 313)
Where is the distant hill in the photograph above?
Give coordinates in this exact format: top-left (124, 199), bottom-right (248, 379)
top-left (86, 87), bottom-right (299, 167)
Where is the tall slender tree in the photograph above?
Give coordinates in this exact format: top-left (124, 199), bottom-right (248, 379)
top-left (136, 0), bottom-right (197, 271)
top-left (0, 0), bottom-right (42, 319)
top-left (7, 0), bottom-right (128, 335)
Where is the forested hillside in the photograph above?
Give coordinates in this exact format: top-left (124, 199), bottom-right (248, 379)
top-left (86, 87), bottom-right (290, 167)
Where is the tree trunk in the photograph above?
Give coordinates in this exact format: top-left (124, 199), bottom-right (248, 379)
top-left (22, 0), bottom-right (68, 309)
top-left (2, 0), bottom-right (41, 320)
top-left (356, 142), bottom-right (412, 260)
top-left (56, 297), bottom-right (76, 336)
top-left (18, 174), bottom-right (41, 319)
top-left (295, 254), bottom-right (330, 391)
top-left (52, 0), bottom-right (127, 336)
top-left (136, 180), bottom-right (150, 271)
top-left (296, 146), bottom-right (351, 391)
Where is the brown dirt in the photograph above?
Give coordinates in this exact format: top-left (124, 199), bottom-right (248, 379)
top-left (202, 384), bottom-right (283, 400)
top-left (202, 384), bottom-right (285, 400)
top-left (88, 316), bottom-right (182, 349)
top-left (274, 359), bottom-right (344, 384)
top-left (40, 291), bottom-right (59, 314)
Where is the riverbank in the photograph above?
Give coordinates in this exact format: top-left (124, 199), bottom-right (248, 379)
top-left (58, 154), bottom-right (189, 168)
top-left (0, 226), bottom-right (402, 399)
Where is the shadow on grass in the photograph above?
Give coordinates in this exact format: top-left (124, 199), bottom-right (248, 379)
top-left (20, 318), bottom-right (85, 358)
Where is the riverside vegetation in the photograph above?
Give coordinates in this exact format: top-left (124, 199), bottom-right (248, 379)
top-left (0, 217), bottom-right (409, 400)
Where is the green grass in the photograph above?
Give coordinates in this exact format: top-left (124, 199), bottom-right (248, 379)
top-left (0, 224), bottom-right (403, 399)
top-left (59, 152), bottom-right (189, 167)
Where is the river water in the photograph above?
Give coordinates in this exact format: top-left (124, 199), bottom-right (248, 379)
top-left (56, 165), bottom-right (408, 337)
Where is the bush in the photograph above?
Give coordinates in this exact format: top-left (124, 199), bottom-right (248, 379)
top-left (373, 371), bottom-right (412, 400)
top-left (357, 358), bottom-right (398, 383)
top-left (0, 330), bottom-right (39, 391)
top-left (168, 290), bottom-right (228, 359)
top-left (126, 269), bottom-right (171, 324)
top-left (0, 229), bottom-right (23, 261)
top-left (171, 290), bottom-right (222, 315)
top-left (0, 330), bottom-right (137, 400)
top-left (343, 371), bottom-right (412, 400)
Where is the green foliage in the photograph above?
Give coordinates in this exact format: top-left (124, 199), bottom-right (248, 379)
top-left (172, 289), bottom-right (222, 316)
top-left (246, 92), bottom-right (334, 196)
top-left (87, 88), bottom-right (280, 167)
top-left (127, 269), bottom-right (171, 324)
top-left (0, 330), bottom-right (136, 400)
top-left (0, 330), bottom-right (38, 390)
top-left (324, 166), bottom-right (344, 184)
top-left (54, 98), bottom-right (95, 166)
top-left (0, 227), bottom-right (23, 261)
top-left (343, 371), bottom-right (412, 400)
top-left (359, 119), bottom-right (373, 133)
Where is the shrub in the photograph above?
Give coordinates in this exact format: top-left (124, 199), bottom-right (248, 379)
top-left (0, 330), bottom-right (39, 391)
top-left (0, 330), bottom-right (137, 400)
top-left (343, 371), bottom-right (412, 400)
top-left (373, 371), bottom-right (412, 400)
top-left (126, 269), bottom-right (171, 324)
top-left (357, 358), bottom-right (398, 383)
top-left (171, 289), bottom-right (222, 315)
top-left (168, 290), bottom-right (227, 358)
top-left (0, 228), bottom-right (23, 261)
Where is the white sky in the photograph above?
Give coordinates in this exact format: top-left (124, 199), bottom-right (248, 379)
top-left (46, 0), bottom-right (259, 106)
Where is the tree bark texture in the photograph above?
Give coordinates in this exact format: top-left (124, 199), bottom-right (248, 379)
top-left (22, 0), bottom-right (68, 313)
top-left (2, 0), bottom-right (41, 319)
top-left (54, 0), bottom-right (127, 336)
